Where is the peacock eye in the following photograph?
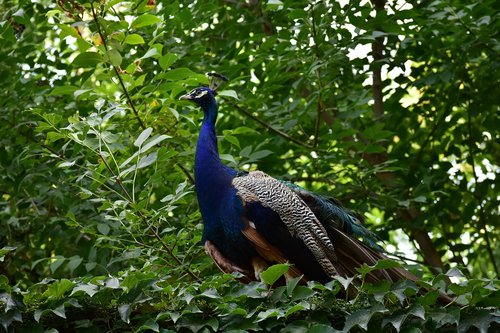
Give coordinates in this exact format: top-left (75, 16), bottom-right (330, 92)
top-left (193, 90), bottom-right (208, 99)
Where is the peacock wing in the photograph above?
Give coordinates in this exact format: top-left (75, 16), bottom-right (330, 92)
top-left (232, 170), bottom-right (339, 279)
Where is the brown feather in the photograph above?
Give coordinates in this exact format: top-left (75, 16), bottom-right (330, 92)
top-left (204, 240), bottom-right (254, 282)
top-left (241, 223), bottom-right (304, 279)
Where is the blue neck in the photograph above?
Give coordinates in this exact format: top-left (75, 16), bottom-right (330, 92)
top-left (194, 99), bottom-right (236, 233)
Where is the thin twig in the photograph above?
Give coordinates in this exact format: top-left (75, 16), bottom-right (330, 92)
top-left (310, 3), bottom-right (324, 148)
top-left (89, 2), bottom-right (198, 280)
top-left (222, 97), bottom-right (314, 149)
top-left (90, 2), bottom-right (146, 130)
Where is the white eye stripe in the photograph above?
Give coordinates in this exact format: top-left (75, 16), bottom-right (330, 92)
top-left (194, 90), bottom-right (208, 99)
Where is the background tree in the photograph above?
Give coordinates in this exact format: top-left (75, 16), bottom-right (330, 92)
top-left (0, 0), bottom-right (498, 331)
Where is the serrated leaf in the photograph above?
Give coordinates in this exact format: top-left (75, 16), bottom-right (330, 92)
top-left (260, 264), bottom-right (289, 285)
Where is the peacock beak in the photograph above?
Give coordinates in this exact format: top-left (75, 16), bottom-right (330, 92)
top-left (179, 93), bottom-right (192, 100)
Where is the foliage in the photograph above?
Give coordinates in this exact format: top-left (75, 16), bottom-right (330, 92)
top-left (0, 0), bottom-right (498, 331)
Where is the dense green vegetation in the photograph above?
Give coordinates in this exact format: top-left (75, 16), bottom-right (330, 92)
top-left (0, 0), bottom-right (498, 331)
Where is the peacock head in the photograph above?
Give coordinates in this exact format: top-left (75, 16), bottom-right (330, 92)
top-left (179, 73), bottom-right (228, 121)
top-left (179, 87), bottom-right (216, 108)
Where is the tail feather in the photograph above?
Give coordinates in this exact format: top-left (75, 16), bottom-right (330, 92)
top-left (284, 182), bottom-right (382, 251)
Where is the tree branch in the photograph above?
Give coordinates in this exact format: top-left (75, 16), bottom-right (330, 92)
top-left (466, 101), bottom-right (498, 278)
top-left (368, 0), bottom-right (446, 273)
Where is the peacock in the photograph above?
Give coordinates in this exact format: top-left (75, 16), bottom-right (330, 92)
top-left (180, 73), bottom-right (418, 290)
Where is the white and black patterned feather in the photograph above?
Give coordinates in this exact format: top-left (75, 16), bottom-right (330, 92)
top-left (233, 171), bottom-right (338, 277)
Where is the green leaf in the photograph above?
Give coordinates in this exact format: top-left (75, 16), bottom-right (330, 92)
top-left (58, 24), bottom-right (80, 39)
top-left (218, 90), bottom-right (239, 99)
top-left (50, 257), bottom-right (65, 273)
top-left (164, 67), bottom-right (195, 81)
top-left (260, 264), bottom-right (290, 285)
top-left (73, 52), bottom-right (103, 67)
top-left (418, 290), bottom-right (439, 306)
top-left (159, 53), bottom-right (178, 70)
top-left (285, 302), bottom-right (309, 317)
top-left (134, 127), bottom-right (153, 147)
top-left (42, 279), bottom-right (75, 300)
top-left (124, 33), bottom-right (145, 45)
top-left (286, 275), bottom-right (302, 296)
top-left (71, 283), bottom-right (98, 297)
top-left (107, 49), bottom-right (122, 66)
top-left (0, 246), bottom-right (16, 262)
top-left (97, 223), bottom-right (110, 235)
top-left (131, 14), bottom-right (161, 28)
top-left (306, 324), bottom-right (341, 333)
top-left (50, 85), bottom-right (78, 96)
top-left (138, 318), bottom-right (159, 332)
top-left (224, 135), bottom-right (240, 147)
top-left (140, 47), bottom-right (159, 59)
top-left (291, 285), bottom-right (315, 302)
top-left (118, 304), bottom-right (131, 323)
top-left (249, 150), bottom-right (273, 161)
top-left (137, 151), bottom-right (158, 169)
top-left (67, 256), bottom-right (83, 273)
top-left (343, 303), bottom-right (386, 332)
top-left (382, 313), bottom-right (407, 332)
top-left (52, 304), bottom-right (66, 319)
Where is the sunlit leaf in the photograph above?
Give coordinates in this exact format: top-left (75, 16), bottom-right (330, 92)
top-left (124, 33), bottom-right (145, 45)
